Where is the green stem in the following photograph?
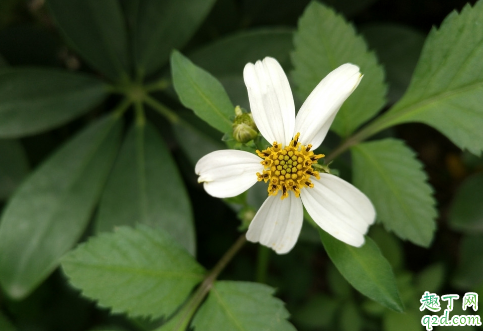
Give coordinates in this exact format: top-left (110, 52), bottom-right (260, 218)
top-left (256, 245), bottom-right (270, 284)
top-left (324, 111), bottom-right (397, 163)
top-left (134, 101), bottom-right (145, 126)
top-left (164, 235), bottom-right (247, 331)
top-left (145, 79), bottom-right (171, 92)
top-left (112, 98), bottom-right (132, 118)
top-left (143, 95), bottom-right (181, 124)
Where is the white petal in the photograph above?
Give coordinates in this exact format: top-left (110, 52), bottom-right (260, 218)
top-left (294, 63), bottom-right (362, 149)
top-left (301, 173), bottom-right (375, 247)
top-left (243, 57), bottom-right (295, 146)
top-left (246, 191), bottom-right (303, 254)
top-left (195, 150), bottom-right (263, 198)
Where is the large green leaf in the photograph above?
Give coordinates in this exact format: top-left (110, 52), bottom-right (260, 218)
top-left (351, 139), bottom-right (437, 247)
top-left (0, 139), bottom-right (29, 200)
top-left (319, 229), bottom-right (404, 312)
top-left (171, 50), bottom-right (234, 133)
top-left (448, 173), bottom-right (483, 233)
top-left (47, 0), bottom-right (130, 81)
top-left (0, 116), bottom-right (122, 299)
top-left (361, 24), bottom-right (425, 104)
top-left (0, 68), bottom-right (107, 138)
top-left (62, 226), bottom-right (205, 319)
top-left (189, 28), bottom-right (294, 109)
top-left (192, 281), bottom-right (296, 331)
top-left (96, 121), bottom-right (195, 255)
top-left (375, 1), bottom-right (483, 155)
top-left (130, 0), bottom-right (216, 76)
top-left (291, 1), bottom-right (386, 137)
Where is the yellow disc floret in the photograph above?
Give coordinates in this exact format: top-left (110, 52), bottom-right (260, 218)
top-left (256, 133), bottom-right (325, 200)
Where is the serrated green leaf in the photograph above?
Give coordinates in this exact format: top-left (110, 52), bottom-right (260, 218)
top-left (171, 50), bottom-right (234, 133)
top-left (47, 0), bottom-right (130, 81)
top-left (319, 229), bottom-right (404, 312)
top-left (0, 68), bottom-right (107, 138)
top-left (130, 0), bottom-right (216, 76)
top-left (192, 281), bottom-right (296, 331)
top-left (0, 139), bottom-right (29, 200)
top-left (189, 28), bottom-right (294, 109)
top-left (291, 1), bottom-right (386, 137)
top-left (62, 226), bottom-right (205, 319)
top-left (0, 116), bottom-right (122, 299)
top-left (376, 2), bottom-right (483, 155)
top-left (351, 138), bottom-right (437, 247)
top-left (96, 121), bottom-right (195, 255)
top-left (448, 173), bottom-right (483, 233)
top-left (361, 23), bottom-right (425, 103)
top-left (453, 235), bottom-right (483, 289)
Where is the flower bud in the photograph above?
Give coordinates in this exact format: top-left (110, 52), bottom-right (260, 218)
top-left (232, 106), bottom-right (258, 143)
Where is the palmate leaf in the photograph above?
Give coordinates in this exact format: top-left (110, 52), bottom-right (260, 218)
top-left (319, 230), bottom-right (404, 312)
top-left (0, 68), bottom-right (107, 138)
top-left (351, 139), bottom-right (437, 247)
top-left (62, 226), bottom-right (205, 319)
top-left (171, 50), bottom-right (234, 133)
top-left (291, 1), bottom-right (386, 137)
top-left (191, 281), bottom-right (296, 331)
top-left (0, 116), bottom-right (122, 299)
top-left (96, 121), bottom-right (196, 255)
top-left (0, 139), bottom-right (29, 200)
top-left (376, 1), bottom-right (483, 155)
top-left (127, 0), bottom-right (217, 76)
top-left (47, 0), bottom-right (130, 81)
top-left (189, 28), bottom-right (294, 109)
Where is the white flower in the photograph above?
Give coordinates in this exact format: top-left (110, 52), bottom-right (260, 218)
top-left (195, 57), bottom-right (376, 254)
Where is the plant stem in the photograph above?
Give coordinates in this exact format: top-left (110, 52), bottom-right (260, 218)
top-left (165, 235), bottom-right (247, 331)
top-left (112, 98), bottom-right (132, 118)
top-left (256, 245), bottom-right (270, 284)
top-left (324, 112), bottom-right (396, 163)
top-left (143, 95), bottom-right (181, 124)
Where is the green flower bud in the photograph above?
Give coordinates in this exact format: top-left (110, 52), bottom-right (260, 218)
top-left (232, 106), bottom-right (258, 143)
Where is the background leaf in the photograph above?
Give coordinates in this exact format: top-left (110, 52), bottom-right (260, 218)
top-left (291, 1), bottom-right (386, 137)
top-left (0, 311), bottom-right (15, 331)
top-left (351, 138), bottom-right (437, 247)
top-left (361, 23), bottom-right (425, 104)
top-left (171, 50), bottom-right (234, 133)
top-left (0, 139), bottom-right (29, 200)
top-left (62, 226), bottom-right (205, 319)
top-left (376, 1), bottom-right (483, 155)
top-left (189, 28), bottom-right (294, 108)
top-left (192, 281), bottom-right (296, 331)
top-left (0, 116), bottom-right (122, 299)
top-left (319, 229), bottom-right (404, 312)
top-left (0, 68), bottom-right (107, 138)
top-left (47, 0), bottom-right (130, 81)
top-left (96, 121), bottom-right (195, 255)
top-left (129, 0), bottom-right (217, 76)
top-left (452, 235), bottom-right (483, 289)
top-left (448, 173), bottom-right (483, 233)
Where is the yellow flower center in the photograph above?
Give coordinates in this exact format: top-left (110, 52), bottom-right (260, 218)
top-left (256, 133), bottom-right (325, 200)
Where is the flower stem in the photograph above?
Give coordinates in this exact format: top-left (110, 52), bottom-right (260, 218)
top-left (112, 98), bottom-right (132, 118)
top-left (143, 95), bottom-right (180, 124)
top-left (256, 245), bottom-right (270, 284)
top-left (162, 235), bottom-right (247, 331)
